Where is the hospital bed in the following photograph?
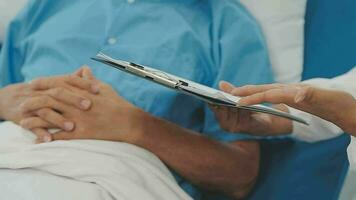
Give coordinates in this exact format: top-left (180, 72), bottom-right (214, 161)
top-left (0, 0), bottom-right (356, 200)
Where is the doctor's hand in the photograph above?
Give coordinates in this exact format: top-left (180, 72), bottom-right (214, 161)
top-left (209, 81), bottom-right (293, 136)
top-left (232, 83), bottom-right (356, 135)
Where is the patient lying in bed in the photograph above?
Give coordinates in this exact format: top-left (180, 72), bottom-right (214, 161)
top-left (0, 0), bottom-right (274, 198)
top-left (0, 121), bottom-right (191, 200)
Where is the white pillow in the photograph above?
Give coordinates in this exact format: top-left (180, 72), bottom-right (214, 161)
top-left (240, 0), bottom-right (307, 83)
top-left (0, 0), bottom-right (27, 42)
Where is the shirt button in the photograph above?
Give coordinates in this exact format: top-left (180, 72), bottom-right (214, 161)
top-left (107, 37), bottom-right (117, 45)
top-left (127, 0), bottom-right (135, 4)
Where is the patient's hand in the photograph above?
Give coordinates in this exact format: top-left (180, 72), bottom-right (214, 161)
top-left (209, 81), bottom-right (293, 136)
top-left (21, 68), bottom-right (145, 143)
top-left (0, 67), bottom-right (100, 142)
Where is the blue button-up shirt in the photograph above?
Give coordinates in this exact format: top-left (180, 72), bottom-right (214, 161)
top-left (0, 0), bottom-right (273, 199)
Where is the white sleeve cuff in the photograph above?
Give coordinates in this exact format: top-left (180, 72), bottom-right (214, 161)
top-left (288, 106), bottom-right (344, 143)
top-left (348, 136), bottom-right (356, 171)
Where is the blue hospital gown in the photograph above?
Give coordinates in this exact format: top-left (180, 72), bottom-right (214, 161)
top-left (0, 0), bottom-right (273, 199)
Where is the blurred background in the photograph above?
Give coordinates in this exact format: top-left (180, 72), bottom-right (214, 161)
top-left (0, 0), bottom-right (27, 41)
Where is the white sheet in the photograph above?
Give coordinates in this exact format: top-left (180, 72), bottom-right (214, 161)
top-left (0, 121), bottom-right (191, 200)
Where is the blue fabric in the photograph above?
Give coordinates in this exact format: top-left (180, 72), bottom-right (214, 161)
top-left (302, 0), bottom-right (356, 197)
top-left (247, 1), bottom-right (356, 200)
top-left (0, 0), bottom-right (273, 199)
top-left (303, 0), bottom-right (356, 79)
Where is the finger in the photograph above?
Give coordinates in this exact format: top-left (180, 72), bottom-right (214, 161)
top-left (229, 108), bottom-right (241, 132)
top-left (215, 106), bottom-right (230, 123)
top-left (45, 87), bottom-right (92, 110)
top-left (35, 108), bottom-right (75, 131)
top-left (238, 87), bottom-right (297, 106)
top-left (30, 75), bottom-right (99, 94)
top-left (73, 67), bottom-right (85, 77)
top-left (81, 66), bottom-right (96, 80)
top-left (20, 117), bottom-right (56, 130)
top-left (20, 95), bottom-right (68, 114)
top-left (230, 84), bottom-right (284, 97)
top-left (250, 113), bottom-right (273, 126)
top-left (32, 128), bottom-right (52, 143)
top-left (219, 81), bottom-right (235, 93)
top-left (215, 107), bottom-right (240, 132)
top-left (64, 74), bottom-right (99, 93)
top-left (73, 65), bottom-right (96, 80)
top-left (30, 77), bottom-right (72, 91)
top-left (295, 86), bottom-right (316, 103)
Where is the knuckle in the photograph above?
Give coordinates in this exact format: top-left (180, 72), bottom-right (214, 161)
top-left (30, 78), bottom-right (45, 88)
top-left (51, 88), bottom-right (65, 96)
top-left (63, 75), bottom-right (72, 83)
top-left (67, 74), bottom-right (78, 83)
top-left (21, 119), bottom-right (33, 128)
top-left (40, 96), bottom-right (50, 106)
top-left (303, 86), bottom-right (315, 102)
top-left (19, 98), bottom-right (36, 113)
top-left (33, 129), bottom-right (46, 138)
top-left (304, 86), bottom-right (314, 94)
top-left (19, 101), bottom-right (29, 113)
top-left (37, 108), bottom-right (50, 118)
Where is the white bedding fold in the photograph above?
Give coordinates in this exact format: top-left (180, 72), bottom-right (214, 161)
top-left (0, 121), bottom-right (191, 200)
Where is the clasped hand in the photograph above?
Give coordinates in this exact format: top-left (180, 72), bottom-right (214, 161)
top-left (0, 67), bottom-right (143, 143)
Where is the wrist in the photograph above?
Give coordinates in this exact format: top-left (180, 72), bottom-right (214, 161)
top-left (339, 102), bottom-right (356, 135)
top-left (125, 107), bottom-right (151, 145)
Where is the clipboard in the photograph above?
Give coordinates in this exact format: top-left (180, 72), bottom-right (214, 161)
top-left (92, 52), bottom-right (308, 125)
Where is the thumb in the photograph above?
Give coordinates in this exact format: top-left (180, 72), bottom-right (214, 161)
top-left (219, 81), bottom-right (235, 93)
top-left (73, 65), bottom-right (96, 80)
top-left (81, 66), bottom-right (96, 80)
top-left (73, 67), bottom-right (85, 77)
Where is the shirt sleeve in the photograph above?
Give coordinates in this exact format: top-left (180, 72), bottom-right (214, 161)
top-left (290, 67), bottom-right (356, 143)
top-left (347, 136), bottom-right (356, 170)
top-left (201, 2), bottom-right (274, 142)
top-left (0, 0), bottom-right (35, 88)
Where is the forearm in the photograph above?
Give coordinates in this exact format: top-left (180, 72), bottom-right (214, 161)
top-left (301, 68), bottom-right (356, 135)
top-left (131, 112), bottom-right (260, 198)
